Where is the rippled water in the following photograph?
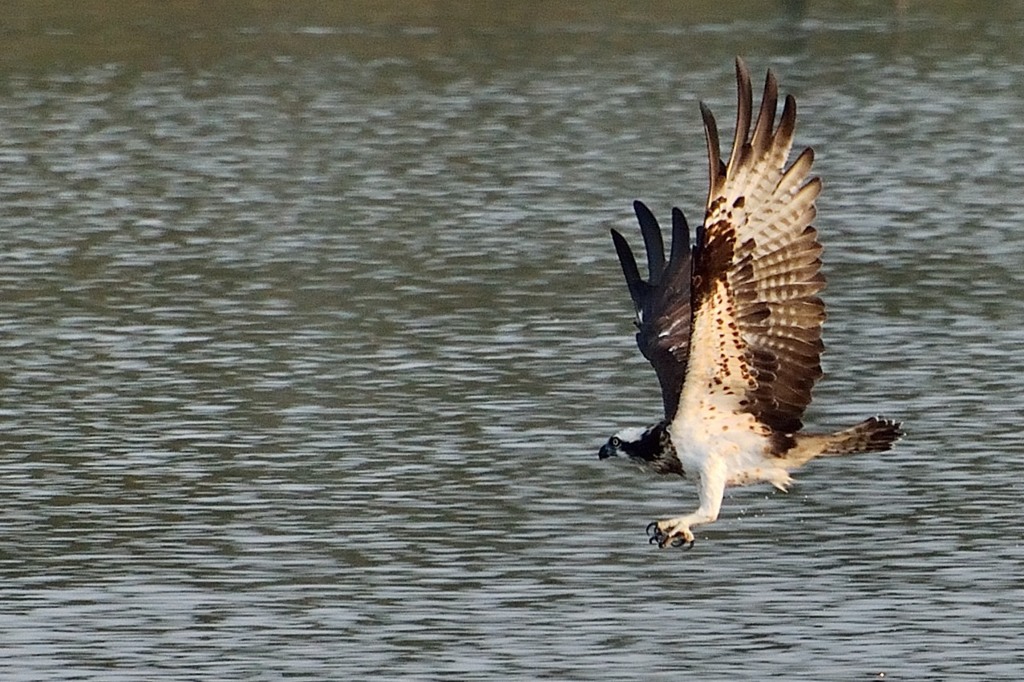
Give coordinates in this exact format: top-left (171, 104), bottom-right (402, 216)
top-left (2, 3), bottom-right (1024, 680)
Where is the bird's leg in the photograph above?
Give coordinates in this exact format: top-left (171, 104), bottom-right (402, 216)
top-left (647, 460), bottom-right (726, 549)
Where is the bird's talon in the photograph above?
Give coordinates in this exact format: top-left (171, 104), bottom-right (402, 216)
top-left (670, 536), bottom-right (695, 550)
top-left (647, 520), bottom-right (694, 549)
top-left (646, 521), bottom-right (669, 547)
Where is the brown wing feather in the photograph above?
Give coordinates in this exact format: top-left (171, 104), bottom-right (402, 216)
top-left (683, 57), bottom-right (825, 435)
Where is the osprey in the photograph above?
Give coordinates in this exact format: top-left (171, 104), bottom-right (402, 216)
top-left (599, 59), bottom-right (902, 548)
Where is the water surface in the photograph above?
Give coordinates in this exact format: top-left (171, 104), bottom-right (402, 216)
top-left (1, 2), bottom-right (1023, 680)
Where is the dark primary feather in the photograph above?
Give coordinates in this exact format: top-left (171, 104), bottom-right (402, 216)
top-left (610, 201), bottom-right (692, 420)
top-left (636, 200), bottom-right (666, 284)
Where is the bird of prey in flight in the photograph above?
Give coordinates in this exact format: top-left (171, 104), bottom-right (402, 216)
top-left (599, 58), bottom-right (902, 548)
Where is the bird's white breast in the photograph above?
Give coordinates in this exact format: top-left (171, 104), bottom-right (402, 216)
top-left (669, 405), bottom-right (773, 481)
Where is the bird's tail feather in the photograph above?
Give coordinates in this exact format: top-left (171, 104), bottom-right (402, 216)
top-left (784, 417), bottom-right (903, 467)
top-left (821, 417), bottom-right (903, 455)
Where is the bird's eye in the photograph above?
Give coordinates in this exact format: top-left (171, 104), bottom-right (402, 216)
top-left (610, 437), bottom-right (621, 447)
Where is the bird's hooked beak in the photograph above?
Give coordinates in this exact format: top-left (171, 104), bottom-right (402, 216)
top-left (598, 442), bottom-right (617, 459)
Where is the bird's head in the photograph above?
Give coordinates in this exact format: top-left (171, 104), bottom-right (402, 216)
top-left (598, 424), bottom-right (663, 462)
top-left (598, 420), bottom-right (683, 476)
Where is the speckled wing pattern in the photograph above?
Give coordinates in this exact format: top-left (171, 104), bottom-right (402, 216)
top-left (676, 58), bottom-right (825, 442)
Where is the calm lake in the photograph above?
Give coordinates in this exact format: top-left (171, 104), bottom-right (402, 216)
top-left (1, 2), bottom-right (1023, 680)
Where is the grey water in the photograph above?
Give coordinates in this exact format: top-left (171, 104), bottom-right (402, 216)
top-left (1, 2), bottom-right (1023, 680)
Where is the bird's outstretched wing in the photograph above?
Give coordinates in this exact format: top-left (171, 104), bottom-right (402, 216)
top-left (610, 201), bottom-right (692, 420)
top-left (677, 58), bottom-right (825, 438)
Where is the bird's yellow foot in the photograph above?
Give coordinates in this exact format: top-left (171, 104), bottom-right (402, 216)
top-left (646, 520), bottom-right (695, 549)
